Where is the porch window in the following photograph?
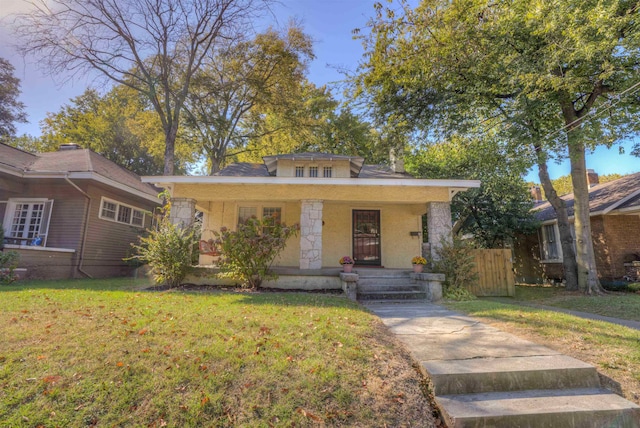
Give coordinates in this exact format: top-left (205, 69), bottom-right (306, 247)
top-left (540, 224), bottom-right (560, 261)
top-left (99, 197), bottom-right (146, 227)
top-left (295, 166), bottom-right (305, 177)
top-left (309, 166), bottom-right (318, 178)
top-left (2, 198), bottom-right (54, 246)
top-left (323, 166), bottom-right (332, 178)
top-left (237, 205), bottom-right (282, 229)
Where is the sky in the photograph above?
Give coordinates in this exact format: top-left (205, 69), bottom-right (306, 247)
top-left (0, 0), bottom-right (638, 181)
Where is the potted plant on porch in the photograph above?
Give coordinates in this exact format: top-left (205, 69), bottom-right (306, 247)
top-left (411, 256), bottom-right (427, 273)
top-left (339, 256), bottom-right (354, 273)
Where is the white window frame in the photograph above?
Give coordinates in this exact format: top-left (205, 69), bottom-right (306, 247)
top-left (236, 204), bottom-right (284, 227)
top-left (309, 166), bottom-right (318, 178)
top-left (295, 166), bottom-right (305, 177)
top-left (2, 198), bottom-right (54, 246)
top-left (323, 166), bottom-right (333, 178)
top-left (99, 197), bottom-right (146, 228)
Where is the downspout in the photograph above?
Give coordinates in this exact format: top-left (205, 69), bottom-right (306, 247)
top-left (64, 176), bottom-right (93, 278)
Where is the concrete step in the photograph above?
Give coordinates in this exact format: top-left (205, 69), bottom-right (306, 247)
top-left (425, 355), bottom-right (600, 395)
top-left (358, 290), bottom-right (427, 300)
top-left (358, 280), bottom-right (420, 291)
top-left (354, 269), bottom-right (412, 279)
top-left (437, 388), bottom-right (640, 428)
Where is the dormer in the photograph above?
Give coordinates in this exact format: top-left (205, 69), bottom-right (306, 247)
top-left (262, 153), bottom-right (365, 178)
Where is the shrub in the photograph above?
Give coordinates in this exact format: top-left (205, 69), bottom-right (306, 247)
top-left (443, 286), bottom-right (477, 301)
top-left (433, 236), bottom-right (478, 298)
top-left (214, 216), bottom-right (298, 288)
top-left (628, 283), bottom-right (640, 293)
top-left (0, 250), bottom-right (19, 285)
top-left (129, 214), bottom-right (198, 288)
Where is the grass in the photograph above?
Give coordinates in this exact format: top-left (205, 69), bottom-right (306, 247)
top-left (444, 295), bottom-right (640, 406)
top-left (0, 278), bottom-right (435, 427)
top-left (503, 285), bottom-right (640, 322)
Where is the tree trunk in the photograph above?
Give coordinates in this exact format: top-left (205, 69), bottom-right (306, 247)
top-left (535, 146), bottom-right (579, 290)
top-left (566, 137), bottom-right (605, 294)
top-left (163, 124), bottom-right (178, 176)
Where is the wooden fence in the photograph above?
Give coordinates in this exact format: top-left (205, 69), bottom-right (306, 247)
top-left (469, 249), bottom-right (515, 297)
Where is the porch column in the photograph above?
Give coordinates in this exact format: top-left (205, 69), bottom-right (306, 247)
top-left (427, 201), bottom-right (452, 261)
top-left (170, 198), bottom-right (196, 227)
top-left (299, 200), bottom-right (323, 269)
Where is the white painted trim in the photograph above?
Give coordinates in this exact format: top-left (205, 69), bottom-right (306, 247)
top-left (4, 244), bottom-right (76, 253)
top-left (98, 196), bottom-right (147, 228)
top-left (142, 175), bottom-right (481, 189)
top-left (3, 168), bottom-right (159, 203)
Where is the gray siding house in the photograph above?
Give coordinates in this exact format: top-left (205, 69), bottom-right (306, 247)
top-left (0, 143), bottom-right (161, 279)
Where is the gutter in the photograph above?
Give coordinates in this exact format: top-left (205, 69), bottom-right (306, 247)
top-left (64, 176), bottom-right (93, 279)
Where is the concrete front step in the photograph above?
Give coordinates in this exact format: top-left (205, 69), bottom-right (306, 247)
top-left (354, 269), bottom-right (412, 279)
top-left (437, 388), bottom-right (640, 428)
top-left (425, 355), bottom-right (600, 395)
top-left (358, 290), bottom-right (426, 300)
top-left (358, 282), bottom-right (422, 292)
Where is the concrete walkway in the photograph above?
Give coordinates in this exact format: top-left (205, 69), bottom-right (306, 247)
top-left (364, 301), bottom-right (640, 428)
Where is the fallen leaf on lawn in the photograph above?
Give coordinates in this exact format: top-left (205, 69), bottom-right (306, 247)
top-left (37, 355), bottom-right (47, 360)
top-left (116, 362), bottom-right (124, 367)
top-left (296, 407), bottom-right (322, 422)
top-left (201, 396), bottom-right (210, 406)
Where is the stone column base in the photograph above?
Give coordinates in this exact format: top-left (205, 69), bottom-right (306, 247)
top-left (411, 272), bottom-right (445, 301)
top-left (340, 272), bottom-right (359, 301)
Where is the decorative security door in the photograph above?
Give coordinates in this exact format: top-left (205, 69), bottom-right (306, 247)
top-left (352, 210), bottom-right (381, 266)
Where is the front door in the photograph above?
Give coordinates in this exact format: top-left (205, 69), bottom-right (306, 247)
top-left (352, 210), bottom-right (381, 266)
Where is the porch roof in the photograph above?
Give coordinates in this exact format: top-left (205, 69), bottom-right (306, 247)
top-left (141, 175), bottom-right (481, 205)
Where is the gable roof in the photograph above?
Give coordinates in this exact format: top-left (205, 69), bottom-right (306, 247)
top-left (262, 152), bottom-right (365, 177)
top-left (534, 171), bottom-right (640, 222)
top-left (0, 143), bottom-right (159, 202)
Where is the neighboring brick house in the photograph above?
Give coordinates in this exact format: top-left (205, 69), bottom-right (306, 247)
top-left (513, 171), bottom-right (640, 284)
top-left (0, 143), bottom-right (161, 279)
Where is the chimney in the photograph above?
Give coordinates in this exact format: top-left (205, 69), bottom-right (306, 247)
top-left (58, 143), bottom-right (81, 151)
top-left (587, 169), bottom-right (599, 188)
top-left (530, 185), bottom-right (542, 202)
top-left (389, 148), bottom-right (405, 174)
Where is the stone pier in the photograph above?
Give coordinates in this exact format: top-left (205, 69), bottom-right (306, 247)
top-left (299, 200), bottom-right (323, 269)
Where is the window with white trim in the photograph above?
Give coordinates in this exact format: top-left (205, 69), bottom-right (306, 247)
top-left (540, 223), bottom-right (560, 261)
top-left (99, 197), bottom-right (146, 227)
top-left (309, 166), bottom-right (318, 178)
top-left (295, 166), bottom-right (305, 177)
top-left (237, 205), bottom-right (282, 227)
top-left (2, 198), bottom-right (54, 246)
top-left (323, 166), bottom-right (332, 178)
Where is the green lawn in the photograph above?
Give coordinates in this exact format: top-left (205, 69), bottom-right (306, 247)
top-left (444, 296), bottom-right (640, 406)
top-left (0, 278), bottom-right (434, 427)
top-left (503, 285), bottom-right (640, 322)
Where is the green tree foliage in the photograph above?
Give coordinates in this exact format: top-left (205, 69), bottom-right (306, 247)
top-left (213, 216), bottom-right (298, 289)
top-left (407, 137), bottom-right (538, 248)
top-left (0, 58), bottom-right (27, 142)
top-left (183, 25), bottom-right (314, 174)
top-left (29, 86), bottom-right (196, 175)
top-left (359, 0), bottom-right (640, 294)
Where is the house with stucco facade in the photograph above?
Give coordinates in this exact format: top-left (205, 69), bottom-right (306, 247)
top-left (143, 153), bottom-right (479, 279)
